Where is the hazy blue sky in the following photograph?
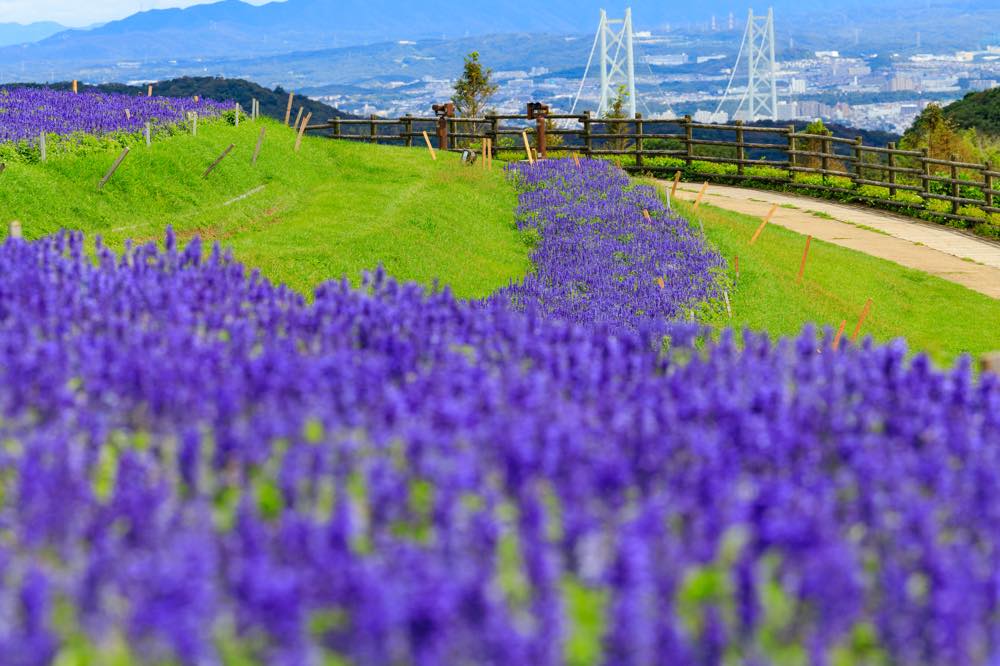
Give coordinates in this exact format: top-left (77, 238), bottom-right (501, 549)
top-left (0, 0), bottom-right (273, 26)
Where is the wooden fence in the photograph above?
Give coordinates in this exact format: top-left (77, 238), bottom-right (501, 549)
top-left (304, 111), bottom-right (999, 230)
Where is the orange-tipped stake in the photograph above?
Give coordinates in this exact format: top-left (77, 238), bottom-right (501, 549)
top-left (734, 255), bottom-right (740, 279)
top-left (693, 182), bottom-right (709, 210)
top-left (670, 170), bottom-right (681, 198)
top-left (72, 80), bottom-right (78, 94)
top-left (422, 131), bottom-right (437, 161)
top-left (643, 209), bottom-right (652, 222)
top-left (832, 319), bottom-right (847, 350)
top-left (656, 277), bottom-right (665, 289)
top-left (750, 204), bottom-right (778, 245)
top-left (796, 235), bottom-right (813, 283)
top-left (522, 131), bottom-right (535, 165)
top-left (572, 152), bottom-right (581, 167)
top-left (851, 299), bottom-right (874, 342)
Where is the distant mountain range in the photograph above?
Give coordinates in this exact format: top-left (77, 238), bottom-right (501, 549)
top-left (0, 21), bottom-right (65, 47)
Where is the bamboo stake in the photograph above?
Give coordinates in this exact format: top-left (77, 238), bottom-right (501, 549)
top-left (750, 204), bottom-right (778, 245)
top-left (422, 131), bottom-right (437, 160)
top-left (252, 127), bottom-right (266, 166)
top-left (194, 95), bottom-right (199, 102)
top-left (293, 107), bottom-right (304, 132)
top-left (723, 290), bottom-right (733, 318)
top-left (670, 170), bottom-right (681, 198)
top-left (97, 147), bottom-right (130, 190)
top-left (234, 103), bottom-right (240, 127)
top-left (488, 139), bottom-right (493, 170)
top-left (656, 277), bottom-right (665, 289)
top-left (796, 235), bottom-right (813, 283)
top-left (203, 144), bottom-right (235, 178)
top-left (481, 140), bottom-right (486, 169)
top-left (692, 182), bottom-right (708, 210)
top-left (734, 255), bottom-right (740, 279)
top-left (72, 80), bottom-right (78, 94)
top-left (294, 113), bottom-right (312, 152)
top-left (39, 133), bottom-right (46, 162)
top-left (851, 299), bottom-right (874, 342)
top-left (284, 93), bottom-right (295, 125)
top-left (832, 320), bottom-right (847, 350)
top-left (147, 84), bottom-right (153, 97)
top-left (572, 152), bottom-right (581, 168)
top-left (642, 209), bottom-right (652, 222)
top-left (8, 220), bottom-right (22, 239)
top-left (144, 122), bottom-right (151, 147)
top-left (522, 131), bottom-right (534, 165)
top-left (125, 108), bottom-right (130, 121)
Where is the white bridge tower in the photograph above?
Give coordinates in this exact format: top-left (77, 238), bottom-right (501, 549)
top-left (572, 8), bottom-right (637, 117)
top-left (716, 8), bottom-right (779, 122)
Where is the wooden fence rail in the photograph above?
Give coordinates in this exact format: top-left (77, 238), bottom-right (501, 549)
top-left (304, 110), bottom-right (1000, 229)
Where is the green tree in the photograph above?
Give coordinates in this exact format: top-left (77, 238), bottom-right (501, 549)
top-left (452, 52), bottom-right (498, 119)
top-left (605, 85), bottom-right (631, 152)
top-left (901, 103), bottom-right (976, 164)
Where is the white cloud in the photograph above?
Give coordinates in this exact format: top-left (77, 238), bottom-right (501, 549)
top-left (0, 0), bottom-right (274, 28)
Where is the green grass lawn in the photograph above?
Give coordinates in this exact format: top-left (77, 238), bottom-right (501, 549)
top-left (664, 196), bottom-right (1000, 367)
top-left (0, 118), bottom-right (529, 298)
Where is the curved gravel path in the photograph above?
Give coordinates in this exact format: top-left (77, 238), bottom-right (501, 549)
top-left (668, 182), bottom-right (1000, 299)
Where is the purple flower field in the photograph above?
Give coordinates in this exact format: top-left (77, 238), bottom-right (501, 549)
top-left (0, 159), bottom-right (998, 665)
top-left (0, 87), bottom-right (230, 144)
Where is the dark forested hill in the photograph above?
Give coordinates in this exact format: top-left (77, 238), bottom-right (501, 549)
top-left (944, 88), bottom-right (1000, 136)
top-left (5, 77), bottom-right (356, 123)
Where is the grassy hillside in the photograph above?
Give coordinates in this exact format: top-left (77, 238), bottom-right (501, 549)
top-left (944, 86), bottom-right (1000, 136)
top-left (667, 197), bottom-right (1000, 366)
top-left (0, 117), bottom-right (529, 298)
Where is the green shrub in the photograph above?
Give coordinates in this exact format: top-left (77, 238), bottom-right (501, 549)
top-left (958, 205), bottom-right (987, 220)
top-left (857, 185), bottom-right (890, 199)
top-left (926, 198), bottom-right (952, 213)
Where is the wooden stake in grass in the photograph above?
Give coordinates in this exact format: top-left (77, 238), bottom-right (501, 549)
top-left (125, 108), bottom-right (131, 121)
top-left (147, 84), bottom-right (153, 97)
top-left (234, 103), bottom-right (240, 127)
top-left (252, 127), bottom-right (266, 166)
top-left (293, 107), bottom-right (304, 132)
top-left (481, 140), bottom-right (487, 170)
top-left (851, 299), bottom-right (873, 343)
top-left (750, 204), bottom-right (778, 245)
top-left (422, 131), bottom-right (437, 160)
top-left (692, 182), bottom-right (708, 210)
top-left (572, 152), bottom-right (581, 168)
top-left (284, 92), bottom-right (295, 125)
top-left (642, 209), bottom-right (652, 222)
top-left (8, 220), bottom-right (22, 239)
top-left (796, 235), bottom-right (813, 283)
top-left (734, 255), bottom-right (740, 280)
top-left (97, 147), bottom-right (130, 190)
top-left (39, 133), bottom-right (46, 162)
top-left (144, 122), bottom-right (151, 147)
top-left (72, 80), bottom-right (78, 94)
top-left (832, 319), bottom-right (847, 350)
top-left (670, 170), bottom-right (681, 198)
top-left (521, 131), bottom-right (534, 165)
top-left (487, 138), bottom-right (493, 171)
top-left (194, 95), bottom-right (199, 103)
top-left (656, 277), bottom-right (665, 289)
top-left (294, 112), bottom-right (312, 152)
top-left (203, 144), bottom-right (235, 178)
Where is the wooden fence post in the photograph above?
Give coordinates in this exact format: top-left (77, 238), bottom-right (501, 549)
top-left (332, 118), bottom-right (342, 139)
top-left (293, 107), bottom-right (304, 132)
top-left (295, 113), bottom-right (312, 152)
top-left (147, 84), bottom-right (153, 97)
top-left (735, 120), bottom-right (745, 176)
top-left (97, 147), bottom-right (130, 190)
top-left (284, 92), bottom-right (294, 126)
top-left (635, 113), bottom-right (644, 169)
top-left (252, 127), bottom-right (266, 166)
top-left (369, 114), bottom-right (377, 143)
top-left (203, 144), bottom-right (235, 178)
top-left (404, 115), bottom-right (414, 148)
top-left (950, 154), bottom-right (960, 215)
top-left (921, 148), bottom-right (931, 196)
top-left (684, 115), bottom-right (694, 166)
top-left (583, 111), bottom-right (593, 158)
top-left (787, 125), bottom-right (797, 179)
top-left (982, 352), bottom-right (1000, 375)
top-left (985, 162), bottom-right (995, 211)
top-left (853, 137), bottom-right (863, 184)
top-left (488, 115), bottom-right (499, 158)
top-left (536, 114), bottom-right (547, 159)
top-left (887, 142), bottom-right (897, 197)
top-left (821, 136), bottom-right (831, 181)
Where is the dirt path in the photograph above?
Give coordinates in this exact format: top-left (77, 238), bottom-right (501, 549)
top-left (667, 182), bottom-right (1000, 300)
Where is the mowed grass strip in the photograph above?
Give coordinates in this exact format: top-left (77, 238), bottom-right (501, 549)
top-left (0, 119), bottom-right (529, 299)
top-left (665, 196), bottom-right (1000, 367)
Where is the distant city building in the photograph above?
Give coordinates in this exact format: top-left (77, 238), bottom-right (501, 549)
top-left (968, 79), bottom-right (998, 90)
top-left (643, 54), bottom-right (689, 66)
top-left (694, 109), bottom-right (729, 123)
top-left (815, 51), bottom-right (840, 59)
top-left (888, 74), bottom-right (917, 92)
top-left (789, 78), bottom-right (807, 94)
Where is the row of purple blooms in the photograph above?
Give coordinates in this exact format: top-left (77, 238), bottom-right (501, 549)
top-left (0, 159), bottom-right (997, 665)
top-left (0, 87), bottom-right (230, 144)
